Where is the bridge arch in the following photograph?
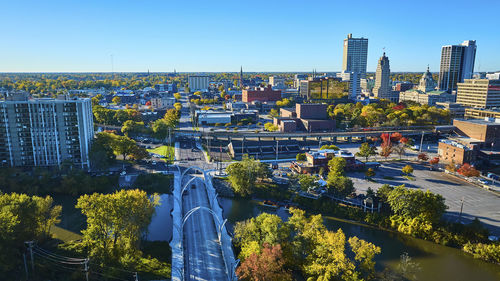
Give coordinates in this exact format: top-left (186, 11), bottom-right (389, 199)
top-left (181, 166), bottom-right (206, 181)
top-left (182, 206), bottom-right (228, 243)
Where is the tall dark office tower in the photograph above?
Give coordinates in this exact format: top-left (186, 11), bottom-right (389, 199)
top-left (438, 40), bottom-right (476, 93)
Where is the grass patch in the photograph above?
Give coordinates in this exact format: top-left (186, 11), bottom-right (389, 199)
top-left (51, 225), bottom-right (82, 242)
top-left (147, 145), bottom-right (174, 161)
top-left (133, 173), bottom-right (173, 194)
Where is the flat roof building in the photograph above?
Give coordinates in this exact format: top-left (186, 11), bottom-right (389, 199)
top-left (456, 79), bottom-right (500, 108)
top-left (0, 94), bottom-right (94, 168)
top-left (438, 40), bottom-right (476, 93)
top-left (242, 85), bottom-right (281, 103)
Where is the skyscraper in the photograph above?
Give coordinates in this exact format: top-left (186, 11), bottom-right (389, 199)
top-left (438, 40), bottom-right (477, 93)
top-left (342, 34), bottom-right (368, 79)
top-left (372, 52), bottom-right (392, 100)
top-left (342, 34), bottom-right (368, 98)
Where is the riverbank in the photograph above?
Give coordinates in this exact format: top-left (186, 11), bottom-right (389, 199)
top-left (220, 197), bottom-right (500, 281)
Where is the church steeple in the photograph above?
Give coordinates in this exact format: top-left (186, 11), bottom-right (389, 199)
top-left (239, 66), bottom-right (244, 89)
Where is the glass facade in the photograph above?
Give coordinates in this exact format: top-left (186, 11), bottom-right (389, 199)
top-left (308, 78), bottom-right (349, 100)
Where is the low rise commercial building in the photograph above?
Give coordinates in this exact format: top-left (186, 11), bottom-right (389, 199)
top-left (464, 108), bottom-right (500, 120)
top-left (438, 118), bottom-right (500, 166)
top-left (274, 103), bottom-right (336, 133)
top-left (291, 149), bottom-right (363, 174)
top-left (242, 85), bottom-right (281, 103)
top-left (150, 97), bottom-right (175, 109)
top-left (435, 102), bottom-right (466, 118)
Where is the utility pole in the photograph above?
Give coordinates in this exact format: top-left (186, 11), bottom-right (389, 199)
top-left (134, 272), bottom-right (139, 281)
top-left (419, 131), bottom-right (424, 153)
top-left (84, 258), bottom-right (89, 281)
top-left (26, 241), bottom-right (34, 272)
top-left (275, 140), bottom-right (279, 161)
top-left (23, 253), bottom-right (28, 280)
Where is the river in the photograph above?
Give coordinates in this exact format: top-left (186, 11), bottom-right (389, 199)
top-left (57, 194), bottom-right (500, 280)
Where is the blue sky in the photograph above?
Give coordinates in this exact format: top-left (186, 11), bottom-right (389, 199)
top-left (0, 0), bottom-right (498, 72)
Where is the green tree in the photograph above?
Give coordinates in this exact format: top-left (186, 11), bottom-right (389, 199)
top-left (298, 174), bottom-right (318, 191)
top-left (121, 120), bottom-right (145, 137)
top-left (75, 189), bottom-right (160, 262)
top-left (264, 122), bottom-right (279, 132)
top-left (402, 164), bottom-right (413, 175)
top-left (234, 213), bottom-right (290, 260)
top-left (0, 193), bottom-right (61, 274)
top-left (327, 157), bottom-right (346, 178)
top-left (356, 142), bottom-right (377, 162)
top-left (320, 144), bottom-right (340, 151)
top-left (152, 119), bottom-right (170, 141)
top-left (111, 134), bottom-right (137, 160)
top-left (296, 153), bottom-right (307, 162)
top-left (164, 108), bottom-right (180, 128)
top-left (226, 155), bottom-right (270, 196)
top-left (387, 185), bottom-right (447, 224)
top-left (89, 132), bottom-right (116, 169)
top-left (173, 92), bottom-right (181, 100)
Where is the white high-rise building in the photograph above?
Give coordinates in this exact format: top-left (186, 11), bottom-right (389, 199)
top-left (373, 53), bottom-right (393, 101)
top-left (188, 75), bottom-right (210, 92)
top-left (342, 34), bottom-right (368, 79)
top-left (342, 34), bottom-right (368, 97)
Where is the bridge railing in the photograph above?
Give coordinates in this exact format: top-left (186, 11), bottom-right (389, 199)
top-left (204, 172), bottom-right (238, 281)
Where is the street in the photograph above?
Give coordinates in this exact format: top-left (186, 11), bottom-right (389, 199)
top-left (349, 161), bottom-right (500, 235)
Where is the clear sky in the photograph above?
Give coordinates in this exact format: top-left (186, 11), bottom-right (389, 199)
top-left (1, 0), bottom-right (499, 73)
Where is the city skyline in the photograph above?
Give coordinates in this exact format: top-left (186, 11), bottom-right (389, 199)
top-left (1, 0), bottom-right (499, 73)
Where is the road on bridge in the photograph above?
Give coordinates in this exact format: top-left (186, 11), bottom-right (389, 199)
top-left (181, 174), bottom-right (228, 281)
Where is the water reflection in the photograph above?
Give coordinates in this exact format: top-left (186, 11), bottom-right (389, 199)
top-left (219, 197), bottom-right (500, 281)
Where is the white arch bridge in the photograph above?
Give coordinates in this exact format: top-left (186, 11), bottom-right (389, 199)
top-left (171, 166), bottom-right (238, 281)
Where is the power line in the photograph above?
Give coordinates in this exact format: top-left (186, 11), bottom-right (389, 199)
top-left (33, 245), bottom-right (86, 262)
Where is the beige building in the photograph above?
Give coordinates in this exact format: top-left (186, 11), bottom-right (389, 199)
top-left (456, 79), bottom-right (500, 108)
top-left (373, 53), bottom-right (393, 101)
top-left (465, 108), bottom-right (500, 120)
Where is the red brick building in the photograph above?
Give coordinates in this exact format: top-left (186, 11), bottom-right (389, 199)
top-left (242, 85), bottom-right (282, 102)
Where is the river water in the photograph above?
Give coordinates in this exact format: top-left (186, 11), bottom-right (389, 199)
top-left (62, 193), bottom-right (500, 281)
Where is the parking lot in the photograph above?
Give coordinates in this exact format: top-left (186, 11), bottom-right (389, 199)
top-left (348, 161), bottom-right (500, 235)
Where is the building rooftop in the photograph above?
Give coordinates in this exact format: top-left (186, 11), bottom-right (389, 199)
top-left (454, 118), bottom-right (500, 125)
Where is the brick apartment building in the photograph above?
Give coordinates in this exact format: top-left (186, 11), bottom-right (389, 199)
top-left (242, 85), bottom-right (282, 103)
top-left (274, 103), bottom-right (336, 132)
top-left (438, 118), bottom-right (500, 166)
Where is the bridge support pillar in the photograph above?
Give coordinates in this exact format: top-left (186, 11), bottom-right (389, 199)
top-left (361, 136), bottom-right (367, 142)
top-left (242, 136), bottom-right (246, 142)
top-left (258, 136), bottom-right (261, 141)
top-left (288, 137), bottom-right (292, 140)
top-left (273, 136), bottom-right (276, 141)
top-left (347, 136), bottom-right (352, 143)
top-left (331, 136), bottom-right (337, 143)
top-left (228, 136), bottom-right (232, 142)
